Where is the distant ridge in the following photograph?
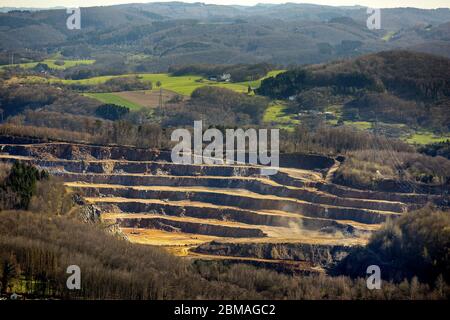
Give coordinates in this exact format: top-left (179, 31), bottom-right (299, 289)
top-left (0, 7), bottom-right (65, 13)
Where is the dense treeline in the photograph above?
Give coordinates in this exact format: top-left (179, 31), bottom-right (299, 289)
top-left (280, 124), bottom-right (412, 155)
top-left (169, 63), bottom-right (274, 82)
top-left (0, 50), bottom-right (46, 66)
top-left (0, 121), bottom-right (168, 149)
top-left (256, 69), bottom-right (311, 99)
top-left (322, 51), bottom-right (450, 101)
top-left (95, 104), bottom-right (130, 121)
top-left (335, 206), bottom-right (450, 284)
top-left (65, 76), bottom-right (152, 93)
top-left (343, 93), bottom-right (449, 132)
top-left (419, 140), bottom-right (450, 160)
top-left (0, 162), bottom-right (48, 210)
top-left (256, 69), bottom-right (380, 99)
top-left (0, 81), bottom-right (99, 119)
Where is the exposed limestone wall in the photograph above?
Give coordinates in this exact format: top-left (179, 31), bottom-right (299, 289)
top-left (3, 143), bottom-right (335, 170)
top-left (96, 201), bottom-right (357, 235)
top-left (75, 186), bottom-right (392, 224)
top-left (2, 143), bottom-right (171, 162)
top-left (316, 182), bottom-right (448, 207)
top-left (114, 217), bottom-right (266, 238)
top-left (5, 138), bottom-right (448, 269)
top-left (194, 241), bottom-right (351, 268)
top-left (59, 172), bottom-right (407, 213)
top-left (1, 154), bottom-right (443, 209)
top-left (333, 175), bottom-right (450, 195)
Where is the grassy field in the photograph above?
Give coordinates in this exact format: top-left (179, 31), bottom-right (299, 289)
top-left (405, 132), bottom-right (450, 145)
top-left (114, 89), bottom-right (178, 109)
top-left (40, 70), bottom-right (283, 109)
top-left (343, 121), bottom-right (372, 130)
top-left (6, 70), bottom-right (285, 111)
top-left (48, 70), bottom-right (285, 96)
top-left (247, 70), bottom-right (285, 88)
top-left (84, 93), bottom-right (143, 110)
top-left (1, 59), bottom-right (95, 70)
top-left (76, 74), bottom-right (255, 109)
top-left (263, 101), bottom-right (300, 131)
top-left (51, 73), bottom-right (233, 95)
top-left (382, 31), bottom-right (396, 42)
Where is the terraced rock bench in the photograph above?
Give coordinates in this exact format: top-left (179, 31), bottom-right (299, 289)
top-left (2, 140), bottom-right (448, 272)
top-left (108, 215), bottom-right (267, 238)
top-left (94, 198), bottom-right (361, 235)
top-left (69, 183), bottom-right (397, 225)
top-left (58, 172), bottom-right (408, 213)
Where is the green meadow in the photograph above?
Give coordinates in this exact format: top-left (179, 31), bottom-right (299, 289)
top-left (382, 31), bottom-right (396, 42)
top-left (51, 70), bottom-right (285, 96)
top-left (32, 70), bottom-right (281, 111)
top-left (343, 121), bottom-right (373, 130)
top-left (405, 132), bottom-right (450, 145)
top-left (83, 93), bottom-right (142, 110)
top-left (263, 101), bottom-right (300, 131)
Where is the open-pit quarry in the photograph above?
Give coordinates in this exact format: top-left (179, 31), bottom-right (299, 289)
top-left (1, 136), bottom-right (448, 274)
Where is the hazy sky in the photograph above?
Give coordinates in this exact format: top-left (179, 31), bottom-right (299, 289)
top-left (1, 1), bottom-right (449, 9)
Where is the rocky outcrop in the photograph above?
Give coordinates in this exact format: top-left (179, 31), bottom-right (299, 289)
top-left (78, 204), bottom-right (101, 223)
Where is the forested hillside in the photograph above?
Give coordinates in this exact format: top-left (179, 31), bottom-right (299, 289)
top-left (1, 3), bottom-right (450, 68)
top-left (257, 51), bottom-right (450, 132)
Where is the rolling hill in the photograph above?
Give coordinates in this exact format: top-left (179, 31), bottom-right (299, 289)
top-left (257, 50), bottom-right (450, 133)
top-left (0, 3), bottom-right (449, 68)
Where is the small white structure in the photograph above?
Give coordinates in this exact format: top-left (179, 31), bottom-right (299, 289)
top-left (219, 73), bottom-right (231, 82)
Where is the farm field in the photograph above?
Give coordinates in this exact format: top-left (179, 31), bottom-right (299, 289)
top-left (49, 71), bottom-right (285, 96)
top-left (42, 70), bottom-right (285, 109)
top-left (83, 93), bottom-right (143, 110)
top-left (84, 89), bottom-right (178, 110)
top-left (5, 68), bottom-right (450, 146)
